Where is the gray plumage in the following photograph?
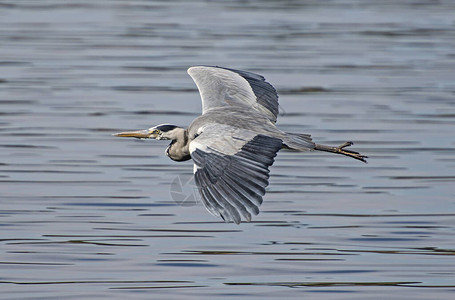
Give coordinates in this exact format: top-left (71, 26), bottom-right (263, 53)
top-left (114, 66), bottom-right (367, 224)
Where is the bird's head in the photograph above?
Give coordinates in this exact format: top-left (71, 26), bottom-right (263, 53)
top-left (114, 124), bottom-right (182, 140)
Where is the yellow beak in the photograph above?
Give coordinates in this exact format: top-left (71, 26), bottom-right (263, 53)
top-left (113, 129), bottom-right (152, 139)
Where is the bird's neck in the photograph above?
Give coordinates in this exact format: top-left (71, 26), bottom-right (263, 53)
top-left (166, 128), bottom-right (191, 161)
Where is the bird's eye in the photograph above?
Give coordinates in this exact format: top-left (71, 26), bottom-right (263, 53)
top-left (153, 129), bottom-right (160, 134)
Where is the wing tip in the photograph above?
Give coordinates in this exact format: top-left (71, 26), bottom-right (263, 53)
top-left (187, 66), bottom-right (197, 75)
top-left (187, 65), bottom-right (236, 77)
top-left (187, 65), bottom-right (213, 74)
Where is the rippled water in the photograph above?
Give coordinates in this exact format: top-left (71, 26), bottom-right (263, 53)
top-left (1, 1), bottom-right (455, 299)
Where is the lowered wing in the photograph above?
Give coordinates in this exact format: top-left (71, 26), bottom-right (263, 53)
top-left (189, 123), bottom-right (283, 224)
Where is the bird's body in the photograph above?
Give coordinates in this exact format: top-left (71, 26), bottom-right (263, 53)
top-left (170, 106), bottom-right (313, 160)
top-left (115, 66), bottom-right (367, 224)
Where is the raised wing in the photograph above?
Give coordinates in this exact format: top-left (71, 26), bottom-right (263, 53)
top-left (189, 124), bottom-right (283, 224)
top-left (187, 66), bottom-right (279, 123)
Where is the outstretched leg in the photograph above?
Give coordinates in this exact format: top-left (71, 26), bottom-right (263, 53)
top-left (314, 141), bottom-right (368, 163)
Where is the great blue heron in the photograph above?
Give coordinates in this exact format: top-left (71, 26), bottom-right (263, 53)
top-left (115, 66), bottom-right (367, 224)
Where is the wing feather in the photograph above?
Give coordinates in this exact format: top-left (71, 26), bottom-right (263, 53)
top-left (190, 131), bottom-right (282, 224)
top-left (188, 66), bottom-right (279, 123)
top-left (217, 177), bottom-right (259, 215)
top-left (198, 187), bottom-right (221, 217)
top-left (211, 181), bottom-right (252, 222)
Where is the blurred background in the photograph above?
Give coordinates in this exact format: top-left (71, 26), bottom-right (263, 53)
top-left (1, 1), bottom-right (454, 299)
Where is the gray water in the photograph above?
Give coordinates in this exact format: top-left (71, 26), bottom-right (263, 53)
top-left (1, 1), bottom-right (455, 299)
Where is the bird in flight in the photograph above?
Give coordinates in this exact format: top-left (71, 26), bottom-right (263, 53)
top-left (114, 66), bottom-right (367, 224)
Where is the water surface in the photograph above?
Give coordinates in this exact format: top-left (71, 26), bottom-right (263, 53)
top-left (1, 1), bottom-right (454, 299)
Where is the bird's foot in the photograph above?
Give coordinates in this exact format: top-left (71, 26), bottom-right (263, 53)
top-left (314, 141), bottom-right (368, 163)
top-left (335, 141), bottom-right (368, 163)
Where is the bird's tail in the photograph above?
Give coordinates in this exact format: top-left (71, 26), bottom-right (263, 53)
top-left (284, 132), bottom-right (368, 162)
top-left (283, 132), bottom-right (315, 151)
